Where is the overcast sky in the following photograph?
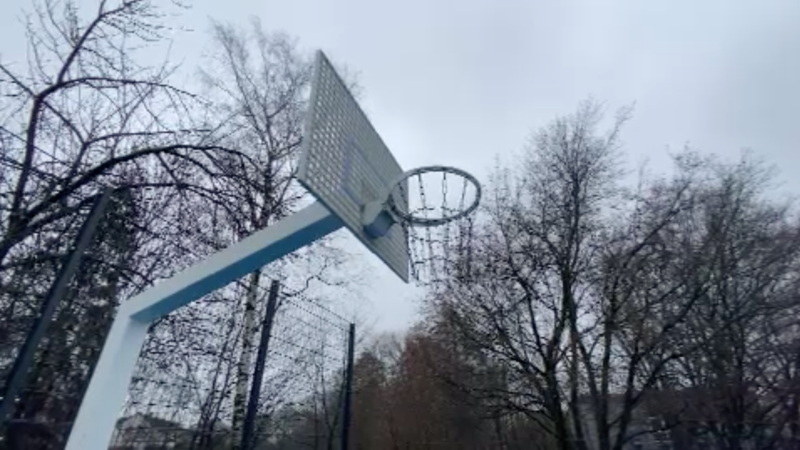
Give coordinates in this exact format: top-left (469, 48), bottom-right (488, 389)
top-left (3, 0), bottom-right (800, 334)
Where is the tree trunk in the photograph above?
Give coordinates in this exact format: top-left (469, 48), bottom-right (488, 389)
top-left (231, 270), bottom-right (261, 448)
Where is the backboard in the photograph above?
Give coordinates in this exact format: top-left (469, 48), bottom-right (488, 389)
top-left (297, 51), bottom-right (409, 282)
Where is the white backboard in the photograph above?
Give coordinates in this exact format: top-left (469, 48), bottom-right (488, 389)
top-left (297, 51), bottom-right (409, 282)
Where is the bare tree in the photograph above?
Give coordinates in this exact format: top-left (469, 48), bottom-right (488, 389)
top-left (427, 99), bottom-right (800, 450)
top-left (428, 101), bottom-right (717, 450)
top-left (191, 20), bottom-right (355, 448)
top-left (0, 1), bottom-right (266, 447)
top-left (57, 12), bottom-right (365, 450)
top-left (648, 156), bottom-right (800, 450)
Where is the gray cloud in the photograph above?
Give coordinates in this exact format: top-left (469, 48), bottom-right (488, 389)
top-left (3, 0), bottom-right (799, 332)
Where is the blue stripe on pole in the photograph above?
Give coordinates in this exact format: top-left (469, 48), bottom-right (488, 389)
top-left (129, 205), bottom-right (343, 323)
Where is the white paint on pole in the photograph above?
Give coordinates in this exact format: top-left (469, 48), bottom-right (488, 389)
top-left (66, 202), bottom-right (343, 450)
top-left (66, 313), bottom-right (148, 450)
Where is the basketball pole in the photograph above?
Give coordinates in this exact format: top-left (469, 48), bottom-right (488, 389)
top-left (65, 202), bottom-right (343, 450)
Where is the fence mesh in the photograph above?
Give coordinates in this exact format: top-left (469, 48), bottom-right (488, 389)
top-left (0, 192), bottom-right (133, 450)
top-left (107, 280), bottom-right (351, 450)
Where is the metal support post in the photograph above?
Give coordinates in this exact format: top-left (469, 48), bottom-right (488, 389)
top-left (241, 279), bottom-right (280, 450)
top-left (340, 323), bottom-right (356, 450)
top-left (0, 189), bottom-right (112, 429)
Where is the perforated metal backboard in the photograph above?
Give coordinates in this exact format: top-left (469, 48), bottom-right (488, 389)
top-left (297, 51), bottom-right (409, 282)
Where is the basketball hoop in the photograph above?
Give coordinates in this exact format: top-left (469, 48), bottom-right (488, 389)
top-left (69, 49), bottom-right (482, 450)
top-left (361, 165), bottom-right (481, 286)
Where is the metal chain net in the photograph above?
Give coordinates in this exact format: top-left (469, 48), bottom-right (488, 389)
top-left (395, 170), bottom-right (479, 289)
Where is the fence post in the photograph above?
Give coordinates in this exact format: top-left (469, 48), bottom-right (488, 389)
top-left (241, 279), bottom-right (280, 450)
top-left (341, 323), bottom-right (356, 450)
top-left (0, 188), bottom-right (112, 434)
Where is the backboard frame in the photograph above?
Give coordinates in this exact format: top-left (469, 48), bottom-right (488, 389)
top-left (296, 51), bottom-right (409, 282)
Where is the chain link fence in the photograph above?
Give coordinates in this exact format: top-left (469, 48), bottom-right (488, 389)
top-left (110, 281), bottom-right (352, 450)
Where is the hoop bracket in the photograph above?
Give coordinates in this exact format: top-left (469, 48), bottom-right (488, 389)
top-left (362, 200), bottom-right (397, 238)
